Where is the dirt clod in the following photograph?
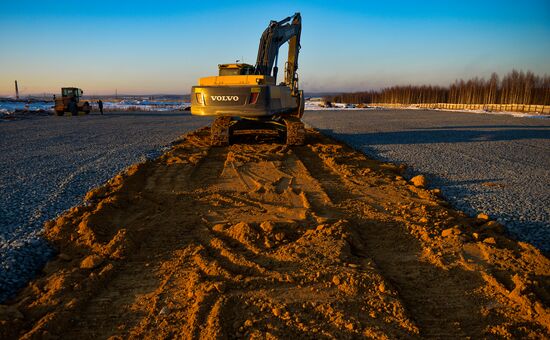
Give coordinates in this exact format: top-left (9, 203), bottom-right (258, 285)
top-left (483, 237), bottom-right (497, 245)
top-left (272, 308), bottom-right (282, 317)
top-left (378, 282), bottom-right (387, 293)
top-left (79, 255), bottom-right (103, 269)
top-left (410, 175), bottom-right (427, 187)
top-left (332, 275), bottom-right (341, 286)
top-left (477, 213), bottom-right (490, 220)
top-left (441, 228), bottom-right (454, 237)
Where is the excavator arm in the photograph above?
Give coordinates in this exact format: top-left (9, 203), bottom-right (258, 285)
top-left (255, 12), bottom-right (301, 94)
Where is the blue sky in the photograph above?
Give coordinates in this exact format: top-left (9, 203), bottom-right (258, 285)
top-left (0, 0), bottom-right (549, 95)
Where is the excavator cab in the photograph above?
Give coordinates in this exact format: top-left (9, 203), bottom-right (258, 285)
top-left (218, 64), bottom-right (255, 76)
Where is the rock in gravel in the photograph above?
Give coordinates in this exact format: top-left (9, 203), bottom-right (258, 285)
top-left (410, 175), bottom-right (427, 188)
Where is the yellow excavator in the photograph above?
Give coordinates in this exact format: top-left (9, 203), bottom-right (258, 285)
top-left (191, 13), bottom-right (305, 146)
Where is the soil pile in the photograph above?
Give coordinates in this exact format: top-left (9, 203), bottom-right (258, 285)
top-left (1, 128), bottom-right (548, 338)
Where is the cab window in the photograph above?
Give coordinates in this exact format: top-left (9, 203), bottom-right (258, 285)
top-left (219, 68), bottom-right (240, 76)
top-left (219, 65), bottom-right (255, 76)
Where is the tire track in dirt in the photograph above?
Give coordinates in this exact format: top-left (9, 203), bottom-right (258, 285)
top-left (1, 128), bottom-right (548, 339)
top-left (360, 222), bottom-right (489, 338)
top-left (293, 133), bottom-right (549, 338)
top-left (60, 141), bottom-right (210, 338)
top-left (293, 142), bottom-right (492, 337)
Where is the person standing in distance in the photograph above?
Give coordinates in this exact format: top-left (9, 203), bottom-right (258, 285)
top-left (98, 99), bottom-right (104, 115)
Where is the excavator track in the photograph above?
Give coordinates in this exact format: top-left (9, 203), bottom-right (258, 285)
top-left (210, 116), bottom-right (232, 146)
top-left (284, 117), bottom-right (306, 146)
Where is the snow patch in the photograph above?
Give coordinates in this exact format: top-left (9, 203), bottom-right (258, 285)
top-left (304, 100), bottom-right (550, 119)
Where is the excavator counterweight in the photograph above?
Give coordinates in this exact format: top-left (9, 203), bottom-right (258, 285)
top-left (191, 13), bottom-right (305, 146)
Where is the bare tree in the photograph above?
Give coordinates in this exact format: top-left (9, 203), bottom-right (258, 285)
top-left (329, 70), bottom-right (550, 106)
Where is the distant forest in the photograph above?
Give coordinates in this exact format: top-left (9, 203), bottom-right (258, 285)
top-left (329, 70), bottom-right (550, 105)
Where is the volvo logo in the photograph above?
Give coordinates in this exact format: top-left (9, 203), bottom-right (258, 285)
top-left (211, 95), bottom-right (239, 102)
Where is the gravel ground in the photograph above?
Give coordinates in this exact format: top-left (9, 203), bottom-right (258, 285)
top-left (304, 109), bottom-right (550, 254)
top-left (0, 112), bottom-right (211, 302)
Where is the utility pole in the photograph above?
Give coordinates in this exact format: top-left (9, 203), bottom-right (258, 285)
top-left (115, 88), bottom-right (118, 100)
top-left (15, 80), bottom-right (19, 99)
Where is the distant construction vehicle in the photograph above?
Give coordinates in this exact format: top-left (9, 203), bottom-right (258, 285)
top-left (54, 87), bottom-right (90, 116)
top-left (191, 13), bottom-right (305, 146)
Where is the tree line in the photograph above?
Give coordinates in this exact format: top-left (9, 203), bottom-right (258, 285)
top-left (329, 70), bottom-right (550, 105)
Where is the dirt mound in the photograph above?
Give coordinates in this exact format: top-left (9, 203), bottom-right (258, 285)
top-left (1, 127), bottom-right (548, 339)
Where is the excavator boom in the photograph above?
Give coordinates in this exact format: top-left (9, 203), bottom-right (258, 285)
top-left (255, 13), bottom-right (301, 93)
